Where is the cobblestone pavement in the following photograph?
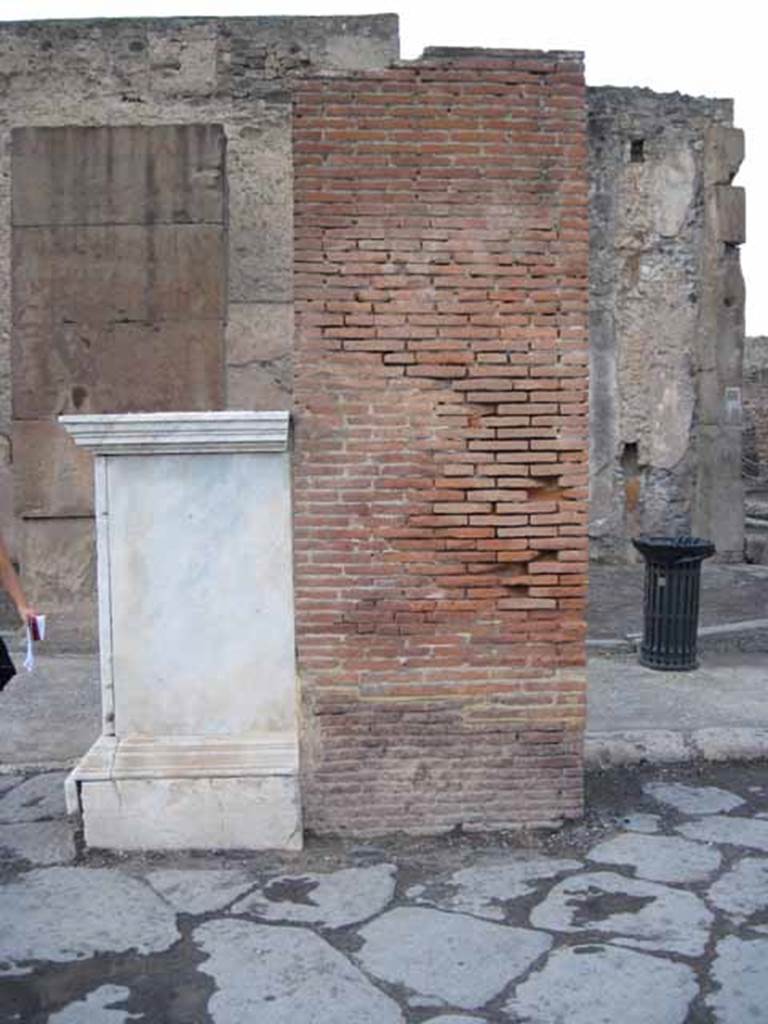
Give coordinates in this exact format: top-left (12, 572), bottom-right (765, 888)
top-left (1, 763), bottom-right (768, 1023)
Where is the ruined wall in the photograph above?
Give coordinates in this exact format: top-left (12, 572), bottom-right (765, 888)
top-left (588, 88), bottom-right (745, 562)
top-left (0, 15), bottom-right (398, 644)
top-left (743, 336), bottom-right (768, 484)
top-left (294, 51), bottom-right (589, 833)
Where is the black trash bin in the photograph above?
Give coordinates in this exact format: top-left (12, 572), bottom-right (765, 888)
top-left (632, 536), bottom-right (715, 671)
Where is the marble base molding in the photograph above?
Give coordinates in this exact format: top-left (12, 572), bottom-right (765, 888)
top-left (61, 412), bottom-right (301, 851)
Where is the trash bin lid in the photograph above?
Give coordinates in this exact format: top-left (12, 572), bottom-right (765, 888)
top-left (632, 535), bottom-right (716, 564)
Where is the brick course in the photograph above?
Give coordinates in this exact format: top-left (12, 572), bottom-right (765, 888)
top-left (293, 52), bottom-right (589, 834)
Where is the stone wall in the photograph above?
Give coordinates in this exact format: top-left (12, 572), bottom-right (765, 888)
top-left (744, 337), bottom-right (768, 484)
top-left (293, 51), bottom-right (589, 833)
top-left (0, 15), bottom-right (399, 644)
top-left (588, 88), bottom-right (745, 562)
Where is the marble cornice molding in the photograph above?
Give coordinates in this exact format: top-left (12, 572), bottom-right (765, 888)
top-left (59, 410), bottom-right (290, 454)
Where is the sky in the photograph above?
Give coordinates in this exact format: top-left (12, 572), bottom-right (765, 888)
top-left (1, 0), bottom-right (764, 334)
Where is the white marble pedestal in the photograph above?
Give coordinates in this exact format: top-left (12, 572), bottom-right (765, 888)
top-left (60, 412), bottom-right (301, 850)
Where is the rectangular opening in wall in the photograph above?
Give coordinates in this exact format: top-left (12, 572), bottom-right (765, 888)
top-left (630, 139), bottom-right (645, 163)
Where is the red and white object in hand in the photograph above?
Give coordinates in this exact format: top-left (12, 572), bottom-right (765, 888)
top-left (23, 614), bottom-right (46, 671)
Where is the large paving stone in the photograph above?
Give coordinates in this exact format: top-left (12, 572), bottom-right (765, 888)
top-left (677, 814), bottom-right (768, 852)
top-left (146, 869), bottom-right (255, 915)
top-left (504, 944), bottom-right (698, 1024)
top-left (48, 984), bottom-right (136, 1023)
top-left (423, 1018), bottom-right (485, 1024)
top-left (0, 772), bottom-right (67, 823)
top-left (230, 864), bottom-right (396, 928)
top-left (357, 907), bottom-right (552, 1010)
top-left (708, 857), bottom-right (768, 921)
top-left (0, 819), bottom-right (75, 865)
top-left (0, 776), bottom-right (21, 797)
top-left (194, 919), bottom-right (403, 1024)
top-left (620, 812), bottom-right (661, 833)
top-left (643, 781), bottom-right (745, 815)
top-left (530, 871), bottom-right (712, 956)
top-left (587, 832), bottom-right (721, 884)
top-left (407, 857), bottom-right (582, 921)
top-left (706, 936), bottom-right (768, 1022)
top-left (0, 867), bottom-right (178, 972)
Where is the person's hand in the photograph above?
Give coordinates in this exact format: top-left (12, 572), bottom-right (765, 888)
top-left (16, 604), bottom-right (38, 628)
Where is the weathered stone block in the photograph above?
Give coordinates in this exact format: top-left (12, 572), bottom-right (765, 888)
top-left (20, 517), bottom-right (97, 650)
top-left (714, 186), bottom-right (746, 245)
top-left (225, 301), bottom-right (294, 409)
top-left (12, 125), bottom-right (225, 227)
top-left (227, 363), bottom-right (292, 411)
top-left (81, 776), bottom-right (302, 851)
top-left (226, 302), bottom-right (293, 364)
top-left (227, 119), bottom-right (292, 303)
top-left (13, 420), bottom-right (94, 517)
top-left (94, 320), bottom-right (225, 413)
top-left (693, 425), bottom-right (744, 561)
top-left (705, 126), bottom-right (745, 186)
top-left (13, 225), bottom-right (225, 329)
top-left (12, 223), bottom-right (226, 418)
top-left (225, 301), bottom-right (293, 410)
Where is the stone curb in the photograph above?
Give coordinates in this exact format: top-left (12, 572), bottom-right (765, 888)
top-left (6, 731), bottom-right (768, 778)
top-left (586, 728), bottom-right (768, 769)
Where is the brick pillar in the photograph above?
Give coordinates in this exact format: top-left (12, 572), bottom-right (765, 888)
top-left (293, 51), bottom-right (589, 834)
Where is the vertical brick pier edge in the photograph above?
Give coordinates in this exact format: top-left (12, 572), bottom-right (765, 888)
top-left (293, 49), bottom-right (589, 835)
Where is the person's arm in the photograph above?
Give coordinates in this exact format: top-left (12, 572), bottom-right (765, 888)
top-left (0, 533), bottom-right (35, 625)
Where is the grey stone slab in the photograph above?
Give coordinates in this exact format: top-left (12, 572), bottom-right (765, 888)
top-left (504, 944), bottom-right (698, 1024)
top-left (0, 819), bottom-right (76, 866)
top-left (677, 815), bottom-right (768, 852)
top-left (49, 984), bottom-right (137, 1023)
top-left (529, 871), bottom-right (712, 957)
top-left (407, 857), bottom-right (582, 921)
top-left (704, 126), bottom-right (745, 187)
top-left (195, 919), bottom-right (403, 1024)
top-left (715, 185), bottom-right (746, 245)
top-left (0, 776), bottom-right (21, 797)
top-left (643, 781), bottom-right (745, 815)
top-left (0, 867), bottom-right (178, 973)
top-left (357, 907), bottom-right (552, 1011)
top-left (230, 864), bottom-right (396, 928)
top-left (0, 772), bottom-right (67, 823)
top-left (587, 832), bottom-right (721, 884)
top-left (706, 936), bottom-right (768, 1022)
top-left (621, 812), bottom-right (661, 833)
top-left (422, 1018), bottom-right (486, 1024)
top-left (146, 869), bottom-right (255, 915)
top-left (12, 125), bottom-right (225, 226)
top-left (708, 857), bottom-right (768, 921)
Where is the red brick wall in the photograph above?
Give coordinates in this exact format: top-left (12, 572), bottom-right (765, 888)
top-left (293, 52), bottom-right (589, 835)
